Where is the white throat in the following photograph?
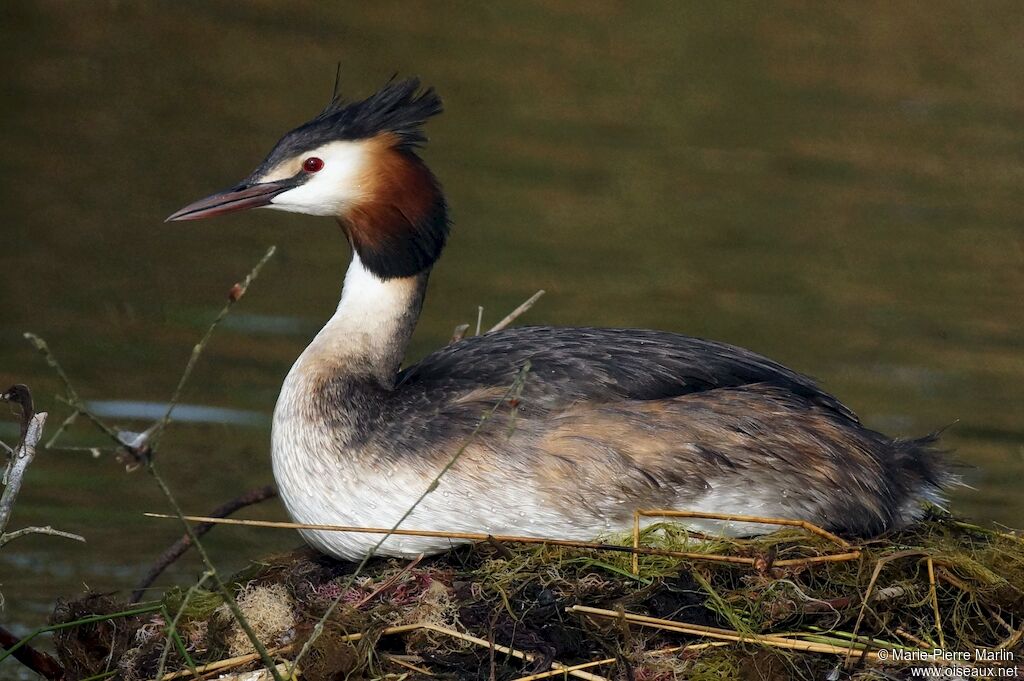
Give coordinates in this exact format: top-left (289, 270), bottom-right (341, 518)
top-left (295, 254), bottom-right (427, 388)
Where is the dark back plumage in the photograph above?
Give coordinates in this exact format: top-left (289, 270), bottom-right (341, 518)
top-left (372, 326), bottom-right (948, 537)
top-left (396, 326), bottom-right (860, 421)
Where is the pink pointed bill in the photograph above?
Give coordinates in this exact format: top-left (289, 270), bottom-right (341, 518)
top-left (165, 181), bottom-right (293, 222)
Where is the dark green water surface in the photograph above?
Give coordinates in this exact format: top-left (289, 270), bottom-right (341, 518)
top-left (1, 2), bottom-right (1022, 651)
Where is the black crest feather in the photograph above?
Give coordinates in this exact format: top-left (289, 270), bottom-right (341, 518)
top-left (253, 77), bottom-right (443, 178)
top-left (315, 76), bottom-right (443, 148)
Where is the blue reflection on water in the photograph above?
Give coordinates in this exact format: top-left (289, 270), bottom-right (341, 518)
top-left (84, 401), bottom-right (269, 427)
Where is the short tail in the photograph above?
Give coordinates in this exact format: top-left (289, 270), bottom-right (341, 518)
top-left (888, 429), bottom-right (959, 523)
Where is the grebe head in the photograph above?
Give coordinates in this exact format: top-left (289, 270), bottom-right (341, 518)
top-left (167, 77), bottom-right (448, 279)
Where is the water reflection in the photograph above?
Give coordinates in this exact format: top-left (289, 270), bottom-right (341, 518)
top-left (221, 313), bottom-right (317, 337)
top-left (0, 1), bottom-right (1021, 646)
top-left (86, 400), bottom-right (269, 427)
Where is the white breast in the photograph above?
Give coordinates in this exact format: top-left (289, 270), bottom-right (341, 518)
top-left (270, 365), bottom-right (618, 560)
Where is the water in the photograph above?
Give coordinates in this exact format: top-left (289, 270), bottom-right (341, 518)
top-left (1, 1), bottom-right (1022, 660)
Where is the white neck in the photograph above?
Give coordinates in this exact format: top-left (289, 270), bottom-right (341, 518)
top-left (296, 254), bottom-right (427, 389)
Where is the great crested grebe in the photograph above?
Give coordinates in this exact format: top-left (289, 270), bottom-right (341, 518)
top-left (168, 78), bottom-right (949, 560)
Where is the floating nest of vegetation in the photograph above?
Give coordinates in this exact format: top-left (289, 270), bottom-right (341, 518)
top-left (48, 510), bottom-right (1022, 681)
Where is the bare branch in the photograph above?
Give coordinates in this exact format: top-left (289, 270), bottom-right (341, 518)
top-left (488, 290), bottom-right (545, 333)
top-left (0, 399), bottom-right (85, 549)
top-left (45, 408), bottom-right (81, 449)
top-left (0, 410), bottom-right (47, 536)
top-left (0, 625), bottom-right (64, 681)
top-left (0, 525), bottom-right (85, 548)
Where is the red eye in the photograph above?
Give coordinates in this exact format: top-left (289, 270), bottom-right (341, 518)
top-left (303, 157), bottom-right (324, 173)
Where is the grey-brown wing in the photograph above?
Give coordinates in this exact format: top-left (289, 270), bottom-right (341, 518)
top-left (395, 326), bottom-right (858, 422)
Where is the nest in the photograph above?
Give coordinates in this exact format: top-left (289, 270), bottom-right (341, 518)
top-left (51, 510), bottom-right (1023, 681)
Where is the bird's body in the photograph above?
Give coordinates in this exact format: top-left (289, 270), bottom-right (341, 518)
top-left (170, 78), bottom-right (949, 561)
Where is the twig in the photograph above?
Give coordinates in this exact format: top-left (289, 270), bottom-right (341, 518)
top-left (895, 627), bottom-right (933, 651)
top-left (0, 525), bottom-right (85, 548)
top-left (933, 565), bottom-right (971, 592)
top-left (632, 509), bottom-right (641, 575)
top-left (771, 552), bottom-right (863, 567)
top-left (160, 646), bottom-right (293, 680)
top-left (0, 396), bottom-right (82, 549)
top-left (0, 393), bottom-right (45, 535)
top-left (567, 605), bottom-right (881, 660)
top-left (510, 643), bottom-right (723, 681)
top-left (926, 557), bottom-right (945, 650)
top-left (486, 535), bottom-right (515, 560)
top-left (996, 624), bottom-right (1024, 652)
top-left (384, 654), bottom-right (434, 676)
top-left (953, 520), bottom-right (1024, 544)
top-left (488, 290), bottom-right (545, 332)
top-left (450, 289), bottom-right (544, 345)
top-left (131, 484), bottom-right (278, 602)
top-left (44, 408), bottom-right (81, 450)
top-left (635, 509), bottom-right (851, 548)
top-left (653, 641), bottom-right (729, 655)
top-left (511, 656), bottom-right (616, 681)
top-left (352, 553), bottom-right (424, 609)
top-left (415, 623), bottom-right (607, 681)
top-left (790, 627), bottom-right (914, 653)
top-left (145, 513), bottom-right (861, 568)
top-left (0, 624), bottom-right (64, 681)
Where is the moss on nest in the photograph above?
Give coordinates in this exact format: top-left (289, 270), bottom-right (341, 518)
top-left (51, 510), bottom-right (1023, 680)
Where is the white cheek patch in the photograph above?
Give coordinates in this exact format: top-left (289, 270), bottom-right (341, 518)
top-left (268, 140), bottom-right (368, 216)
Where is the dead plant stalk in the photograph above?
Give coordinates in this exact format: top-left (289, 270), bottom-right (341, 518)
top-left (1, 390), bottom-right (83, 547)
top-left (145, 513), bottom-right (862, 569)
top-left (568, 605), bottom-right (882, 660)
